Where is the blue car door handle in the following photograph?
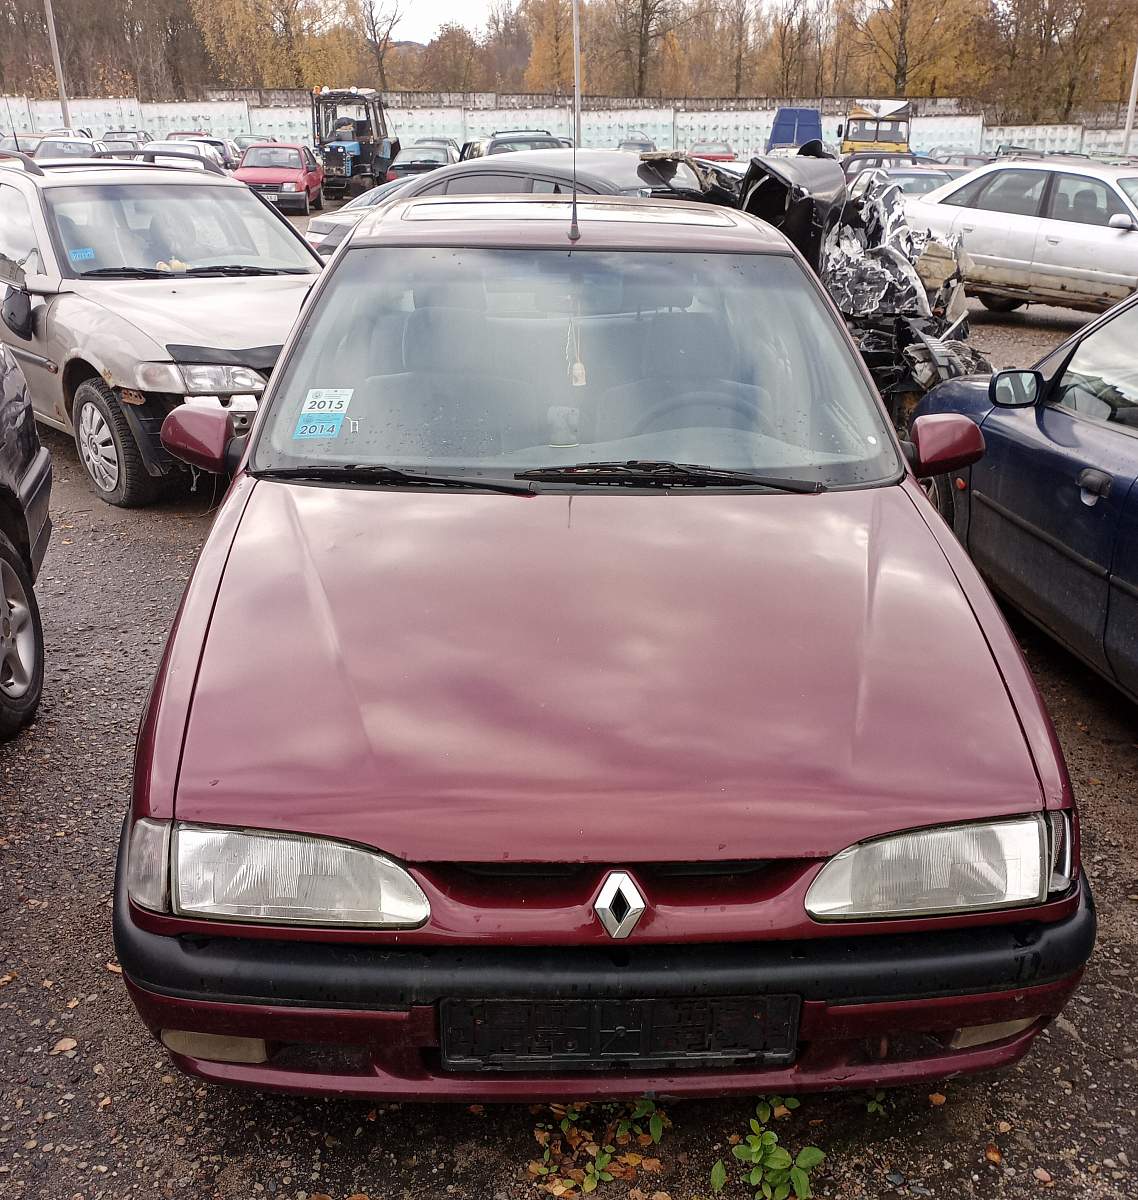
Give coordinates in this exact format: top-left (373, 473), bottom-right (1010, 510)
top-left (1078, 467), bottom-right (1113, 499)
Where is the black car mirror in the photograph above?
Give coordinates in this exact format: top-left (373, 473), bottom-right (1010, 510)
top-left (1, 285), bottom-right (33, 341)
top-left (989, 369), bottom-right (1042, 408)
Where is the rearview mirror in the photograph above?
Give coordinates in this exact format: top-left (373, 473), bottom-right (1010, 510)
top-left (160, 404), bottom-right (243, 474)
top-left (1108, 212), bottom-right (1135, 232)
top-left (989, 369), bottom-right (1042, 407)
top-left (1, 286), bottom-right (33, 341)
top-left (908, 413), bottom-right (985, 478)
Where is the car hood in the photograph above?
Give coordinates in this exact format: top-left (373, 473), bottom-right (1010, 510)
top-left (235, 167), bottom-right (303, 184)
top-left (72, 276), bottom-right (317, 356)
top-left (176, 481), bottom-right (1043, 863)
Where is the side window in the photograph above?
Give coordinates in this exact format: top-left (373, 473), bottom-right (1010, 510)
top-left (444, 173), bottom-right (528, 195)
top-left (415, 179), bottom-right (449, 197)
top-left (530, 178), bottom-right (565, 194)
top-left (972, 169), bottom-right (1047, 217)
top-left (1046, 174), bottom-right (1125, 227)
top-left (303, 148), bottom-right (317, 171)
top-left (939, 174), bottom-right (990, 208)
top-left (1054, 306), bottom-right (1138, 427)
top-left (0, 184), bottom-right (43, 273)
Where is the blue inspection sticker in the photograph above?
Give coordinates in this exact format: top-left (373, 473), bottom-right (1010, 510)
top-left (68, 247), bottom-right (95, 262)
top-left (293, 413), bottom-right (345, 440)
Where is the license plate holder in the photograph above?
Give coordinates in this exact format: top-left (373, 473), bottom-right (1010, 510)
top-left (440, 995), bottom-right (799, 1072)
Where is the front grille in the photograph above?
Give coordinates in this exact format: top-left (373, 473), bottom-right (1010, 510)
top-left (449, 861), bottom-right (770, 881)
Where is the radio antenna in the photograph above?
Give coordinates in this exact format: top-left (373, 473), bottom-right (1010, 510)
top-left (3, 94), bottom-right (20, 152)
top-left (568, 0), bottom-right (582, 243)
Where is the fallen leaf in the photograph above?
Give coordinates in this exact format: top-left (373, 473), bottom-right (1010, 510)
top-left (998, 1121), bottom-right (1012, 1134)
top-left (650, 1193), bottom-right (672, 1200)
top-left (104, 963), bottom-right (122, 975)
top-left (467, 1104), bottom-right (485, 1115)
top-left (98, 1096), bottom-right (111, 1108)
top-left (49, 1037), bottom-right (77, 1055)
top-left (986, 1144), bottom-right (1003, 1165)
top-left (637, 1133), bottom-right (654, 1147)
top-left (66, 999), bottom-right (80, 1009)
top-left (773, 1104), bottom-right (790, 1119)
top-left (345, 1194), bottom-right (371, 1200)
top-left (640, 1158), bottom-right (662, 1174)
top-left (929, 1092), bottom-right (946, 1106)
top-left (0, 973), bottom-right (14, 987)
top-left (620, 1153), bottom-right (643, 1166)
top-left (1033, 1167), bottom-right (1052, 1183)
top-left (629, 1190), bottom-right (648, 1200)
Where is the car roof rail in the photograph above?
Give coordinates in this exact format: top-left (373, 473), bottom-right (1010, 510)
top-left (492, 129), bottom-right (552, 137)
top-left (91, 148), bottom-right (226, 176)
top-left (0, 149), bottom-right (45, 176)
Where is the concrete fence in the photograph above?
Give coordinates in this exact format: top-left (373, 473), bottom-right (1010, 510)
top-left (1, 93), bottom-right (1130, 158)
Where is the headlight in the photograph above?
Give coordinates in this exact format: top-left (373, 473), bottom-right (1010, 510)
top-left (172, 824), bottom-right (430, 927)
top-left (180, 364), bottom-right (266, 395)
top-left (280, 182), bottom-right (299, 192)
top-left (805, 816), bottom-right (1053, 920)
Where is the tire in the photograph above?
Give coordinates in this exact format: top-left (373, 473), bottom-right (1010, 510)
top-left (979, 295), bottom-right (1025, 314)
top-left (313, 186), bottom-right (324, 211)
top-left (0, 532), bottom-right (44, 742)
top-left (72, 379), bottom-right (160, 508)
top-left (923, 472), bottom-right (957, 528)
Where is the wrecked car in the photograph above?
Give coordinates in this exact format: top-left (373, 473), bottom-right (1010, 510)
top-left (116, 194), bottom-right (1093, 1099)
top-left (643, 150), bottom-right (991, 428)
top-left (0, 152), bottom-right (321, 506)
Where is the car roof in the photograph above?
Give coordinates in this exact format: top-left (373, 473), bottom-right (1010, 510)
top-left (350, 193), bottom-right (791, 254)
top-left (405, 148), bottom-right (689, 193)
top-left (0, 159), bottom-right (242, 188)
top-left (965, 158), bottom-right (1138, 181)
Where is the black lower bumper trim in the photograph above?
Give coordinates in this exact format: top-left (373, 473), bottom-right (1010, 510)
top-left (113, 836), bottom-right (1095, 1011)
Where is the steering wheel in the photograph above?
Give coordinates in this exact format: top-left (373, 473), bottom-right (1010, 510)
top-left (629, 390), bottom-right (774, 438)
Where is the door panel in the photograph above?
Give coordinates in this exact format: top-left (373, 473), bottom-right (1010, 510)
top-left (945, 168), bottom-right (1048, 292)
top-left (971, 303), bottom-right (1138, 673)
top-left (1031, 173), bottom-right (1138, 306)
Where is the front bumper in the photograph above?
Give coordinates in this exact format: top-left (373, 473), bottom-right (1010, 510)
top-left (114, 862), bottom-right (1095, 1100)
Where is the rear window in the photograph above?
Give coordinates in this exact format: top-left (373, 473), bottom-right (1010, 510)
top-left (36, 139), bottom-right (95, 157)
top-left (396, 147), bottom-right (447, 164)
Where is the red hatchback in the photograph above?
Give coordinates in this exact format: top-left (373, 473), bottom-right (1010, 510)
top-left (115, 196), bottom-right (1094, 1101)
top-left (235, 142), bottom-right (324, 214)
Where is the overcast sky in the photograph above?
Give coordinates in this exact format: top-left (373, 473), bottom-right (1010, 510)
top-left (395, 1), bottom-right (498, 43)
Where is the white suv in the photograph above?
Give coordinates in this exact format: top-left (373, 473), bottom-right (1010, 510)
top-left (905, 159), bottom-right (1138, 313)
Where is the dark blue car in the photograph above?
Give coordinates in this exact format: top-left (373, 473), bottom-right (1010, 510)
top-left (915, 293), bottom-right (1138, 701)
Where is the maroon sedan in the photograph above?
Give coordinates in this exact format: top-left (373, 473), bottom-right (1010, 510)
top-left (115, 196), bottom-right (1093, 1101)
top-left (235, 142), bottom-right (324, 214)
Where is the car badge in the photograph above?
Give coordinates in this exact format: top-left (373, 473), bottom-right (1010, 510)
top-left (594, 871), bottom-right (646, 940)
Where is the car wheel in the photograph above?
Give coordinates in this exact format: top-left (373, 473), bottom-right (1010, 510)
top-left (0, 532), bottom-right (44, 742)
top-left (72, 379), bottom-right (159, 508)
top-left (313, 186), bottom-right (324, 210)
top-left (301, 191), bottom-right (310, 216)
top-left (979, 296), bottom-right (1025, 314)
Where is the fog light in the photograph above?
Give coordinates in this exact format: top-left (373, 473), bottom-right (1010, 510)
top-left (948, 1018), bottom-right (1035, 1050)
top-left (160, 1030), bottom-right (268, 1063)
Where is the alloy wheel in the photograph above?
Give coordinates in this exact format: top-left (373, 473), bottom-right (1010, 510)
top-left (0, 558), bottom-right (35, 700)
top-left (78, 401), bottom-right (121, 492)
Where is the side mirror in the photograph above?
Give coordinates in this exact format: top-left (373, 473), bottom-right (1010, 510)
top-left (989, 368), bottom-right (1042, 407)
top-left (908, 413), bottom-right (985, 478)
top-left (836, 123), bottom-right (844, 138)
top-left (1, 286), bottom-right (33, 341)
top-left (0, 253), bottom-right (26, 290)
top-left (1109, 212), bottom-right (1136, 232)
top-left (160, 404), bottom-right (242, 474)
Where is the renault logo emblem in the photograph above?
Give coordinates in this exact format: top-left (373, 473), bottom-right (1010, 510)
top-left (594, 871), bottom-right (646, 939)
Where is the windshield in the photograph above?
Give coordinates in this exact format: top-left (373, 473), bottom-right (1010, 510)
top-left (396, 146), bottom-right (447, 164)
top-left (252, 247), bottom-right (898, 487)
top-left (691, 143), bottom-right (732, 155)
top-left (44, 183), bottom-right (317, 276)
top-left (242, 146), bottom-right (303, 169)
top-left (1118, 178), bottom-right (1138, 208)
top-left (36, 139), bottom-right (96, 158)
top-left (891, 172), bottom-right (947, 194)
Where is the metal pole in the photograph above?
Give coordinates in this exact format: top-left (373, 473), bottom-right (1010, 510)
top-left (1124, 43), bottom-right (1138, 156)
top-left (571, 0), bottom-right (581, 147)
top-left (42, 0), bottom-right (70, 129)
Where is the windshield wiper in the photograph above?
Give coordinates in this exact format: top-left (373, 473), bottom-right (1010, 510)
top-left (253, 464), bottom-right (533, 495)
top-left (514, 460), bottom-right (826, 493)
top-left (78, 266), bottom-right (170, 278)
top-left (183, 265), bottom-right (311, 276)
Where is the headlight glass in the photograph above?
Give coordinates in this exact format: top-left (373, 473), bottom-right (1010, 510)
top-left (172, 825), bottom-right (430, 927)
top-left (805, 816), bottom-right (1047, 920)
top-left (126, 817), bottom-right (170, 912)
top-left (180, 364), bottom-right (265, 395)
top-left (280, 182), bottom-right (299, 192)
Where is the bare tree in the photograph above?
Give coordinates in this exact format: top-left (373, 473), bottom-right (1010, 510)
top-left (360, 0), bottom-right (402, 90)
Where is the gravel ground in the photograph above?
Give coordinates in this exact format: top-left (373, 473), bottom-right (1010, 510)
top-left (1, 301), bottom-right (1136, 1200)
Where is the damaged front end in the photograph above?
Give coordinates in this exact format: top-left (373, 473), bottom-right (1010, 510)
top-left (643, 152), bottom-right (991, 430)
